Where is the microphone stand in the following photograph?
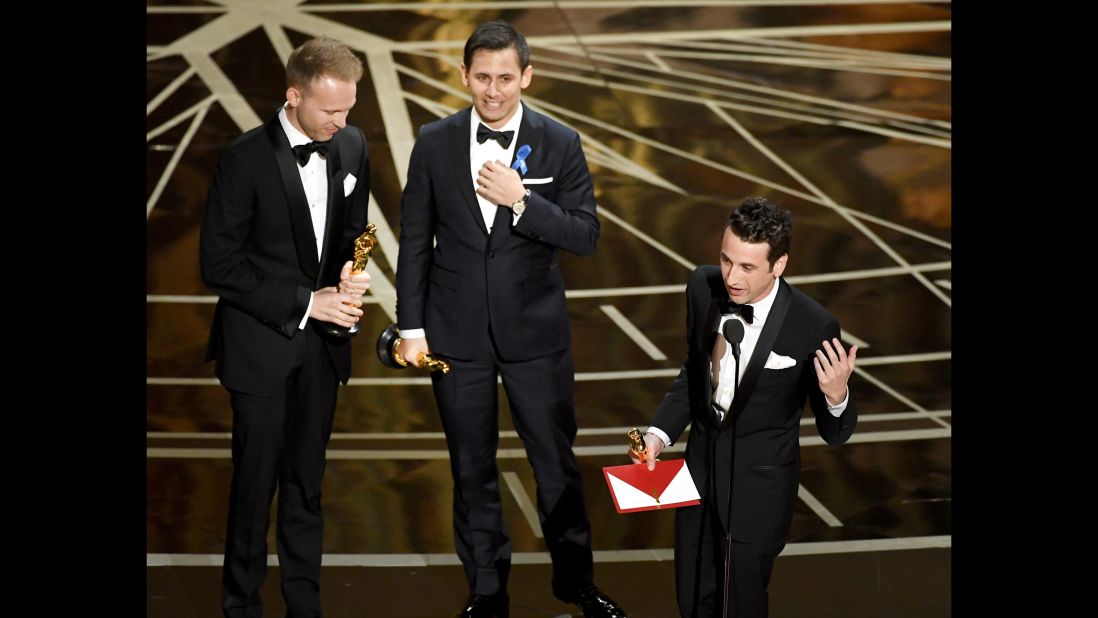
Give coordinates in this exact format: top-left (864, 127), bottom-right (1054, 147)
top-left (721, 331), bottom-right (741, 618)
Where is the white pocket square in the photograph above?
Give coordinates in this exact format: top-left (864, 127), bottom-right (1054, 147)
top-left (764, 352), bottom-right (796, 370)
top-left (343, 173), bottom-right (357, 196)
top-left (522, 176), bottom-right (553, 185)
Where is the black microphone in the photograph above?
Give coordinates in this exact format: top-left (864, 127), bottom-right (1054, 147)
top-left (722, 319), bottom-right (745, 360)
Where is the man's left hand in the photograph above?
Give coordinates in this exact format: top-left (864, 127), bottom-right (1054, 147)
top-left (814, 337), bottom-right (857, 405)
top-left (338, 260), bottom-right (372, 303)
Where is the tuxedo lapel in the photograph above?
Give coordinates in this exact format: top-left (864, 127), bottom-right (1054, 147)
top-left (488, 104), bottom-right (545, 245)
top-left (509, 103), bottom-right (544, 175)
top-left (318, 136), bottom-right (346, 283)
top-left (487, 204), bottom-right (511, 242)
top-left (448, 109), bottom-right (489, 236)
top-left (265, 115), bottom-right (320, 282)
top-left (722, 278), bottom-right (792, 430)
top-left (695, 290), bottom-right (723, 431)
top-left (701, 297), bottom-right (721, 374)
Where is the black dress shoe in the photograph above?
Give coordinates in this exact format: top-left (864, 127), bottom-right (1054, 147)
top-left (574, 586), bottom-right (628, 618)
top-left (454, 593), bottom-right (509, 618)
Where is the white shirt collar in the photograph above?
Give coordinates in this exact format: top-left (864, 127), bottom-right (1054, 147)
top-left (719, 276), bottom-right (782, 329)
top-left (746, 276), bottom-right (781, 326)
top-left (278, 104), bottom-right (312, 147)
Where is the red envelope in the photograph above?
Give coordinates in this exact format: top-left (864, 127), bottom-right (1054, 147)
top-left (602, 459), bottom-right (701, 514)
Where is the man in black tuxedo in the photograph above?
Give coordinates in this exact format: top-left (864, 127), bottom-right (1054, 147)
top-left (393, 19), bottom-right (627, 618)
top-left (631, 198), bottom-right (858, 617)
top-left (200, 37), bottom-right (372, 618)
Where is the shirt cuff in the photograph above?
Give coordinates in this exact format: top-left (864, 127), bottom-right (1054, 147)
top-left (299, 292), bottom-right (314, 330)
top-left (646, 426), bottom-right (672, 448)
top-left (826, 388), bottom-right (849, 417)
top-left (399, 328), bottom-right (426, 339)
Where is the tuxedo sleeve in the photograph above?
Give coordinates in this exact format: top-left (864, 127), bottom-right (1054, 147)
top-left (651, 359), bottom-right (693, 445)
top-left (804, 317), bottom-right (857, 445)
top-left (649, 268), bottom-right (707, 444)
top-left (512, 130), bottom-right (599, 256)
top-left (395, 132), bottom-right (437, 331)
top-left (200, 147), bottom-right (312, 338)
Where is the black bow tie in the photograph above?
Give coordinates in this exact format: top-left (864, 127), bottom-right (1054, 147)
top-left (291, 140), bottom-right (330, 167)
top-left (725, 301), bottom-right (754, 324)
top-left (476, 123), bottom-right (515, 148)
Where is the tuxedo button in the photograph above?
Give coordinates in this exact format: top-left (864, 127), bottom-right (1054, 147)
top-left (488, 251), bottom-right (495, 258)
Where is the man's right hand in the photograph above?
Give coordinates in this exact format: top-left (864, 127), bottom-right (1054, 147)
top-left (628, 432), bottom-right (666, 471)
top-left (396, 336), bottom-right (431, 369)
top-left (309, 287), bottom-right (363, 327)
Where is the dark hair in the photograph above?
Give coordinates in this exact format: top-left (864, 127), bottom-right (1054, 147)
top-left (727, 196), bottom-right (792, 265)
top-left (463, 20), bottom-right (530, 70)
top-left (286, 37), bottom-right (364, 93)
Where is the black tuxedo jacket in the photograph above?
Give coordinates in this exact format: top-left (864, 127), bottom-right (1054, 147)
top-left (395, 103), bottom-right (598, 361)
top-left (201, 113), bottom-right (370, 394)
top-left (651, 266), bottom-right (857, 542)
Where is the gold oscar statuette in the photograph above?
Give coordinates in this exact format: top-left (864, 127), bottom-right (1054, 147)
top-left (629, 428), bottom-right (661, 501)
top-left (393, 337), bottom-right (452, 373)
top-left (375, 323), bottom-right (452, 373)
top-left (351, 224), bottom-right (378, 274)
top-left (628, 428), bottom-right (648, 464)
top-left (321, 223), bottom-right (377, 338)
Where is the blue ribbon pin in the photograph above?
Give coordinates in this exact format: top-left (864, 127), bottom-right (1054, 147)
top-left (511, 144), bottom-right (531, 176)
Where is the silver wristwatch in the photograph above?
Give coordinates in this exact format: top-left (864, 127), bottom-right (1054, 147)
top-left (511, 189), bottom-right (531, 215)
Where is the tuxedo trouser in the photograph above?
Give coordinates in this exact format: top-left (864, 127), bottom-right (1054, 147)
top-left (674, 496), bottom-right (786, 618)
top-left (222, 326), bottom-right (339, 618)
top-left (431, 347), bottom-right (594, 602)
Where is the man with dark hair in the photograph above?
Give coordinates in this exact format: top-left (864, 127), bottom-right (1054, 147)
top-left (201, 36), bottom-right (372, 618)
top-left (394, 19), bottom-right (627, 618)
top-left (630, 197), bottom-right (858, 617)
